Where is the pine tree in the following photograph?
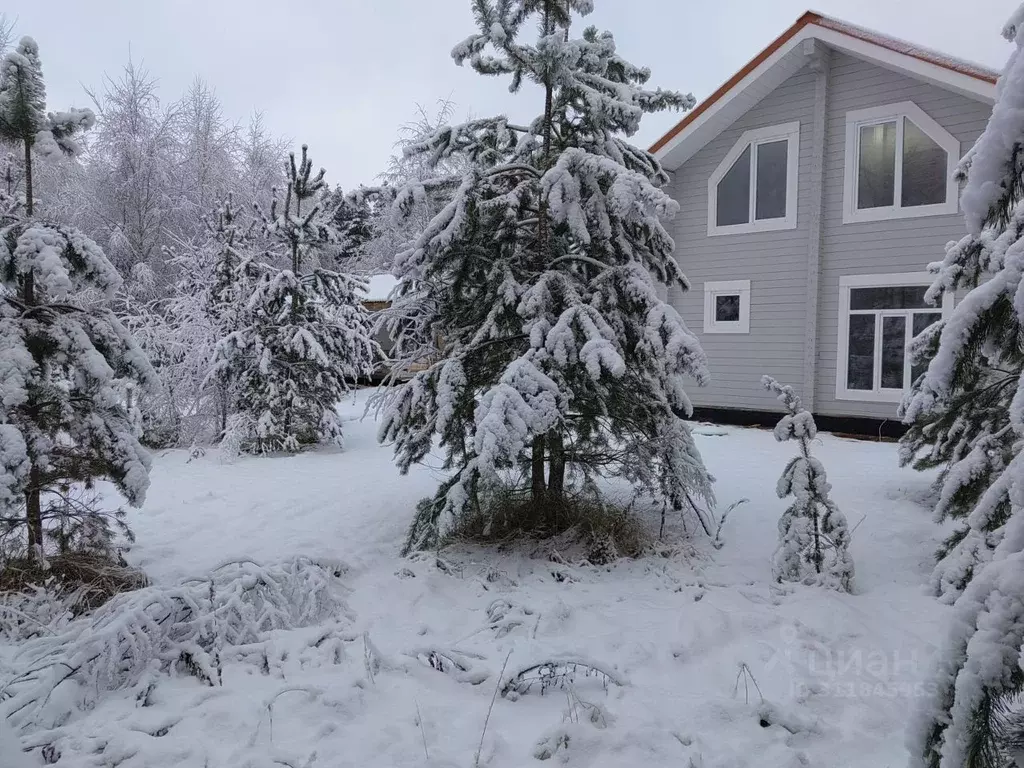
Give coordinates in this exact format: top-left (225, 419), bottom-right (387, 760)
top-left (762, 377), bottom-right (853, 591)
top-left (213, 145), bottom-right (379, 453)
top-left (0, 36), bottom-right (153, 560)
top-left (906, 6), bottom-right (1024, 766)
top-left (0, 37), bottom-right (93, 217)
top-left (377, 0), bottom-right (712, 553)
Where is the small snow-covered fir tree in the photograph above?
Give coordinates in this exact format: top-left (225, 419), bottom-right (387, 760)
top-left (0, 36), bottom-right (154, 560)
top-left (906, 6), bottom-right (1024, 766)
top-left (213, 146), bottom-right (378, 453)
top-left (762, 377), bottom-right (853, 591)
top-left (377, 0), bottom-right (713, 553)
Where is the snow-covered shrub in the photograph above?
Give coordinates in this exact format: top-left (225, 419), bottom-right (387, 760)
top-left (1, 557), bottom-right (349, 734)
top-left (762, 377), bottom-right (853, 592)
top-left (0, 551), bottom-right (147, 634)
top-left (906, 6), bottom-right (1024, 766)
top-left (405, 647), bottom-right (489, 685)
top-left (376, 0), bottom-right (713, 553)
top-left (0, 584), bottom-right (75, 642)
top-left (194, 557), bottom-right (351, 645)
top-left (501, 656), bottom-right (626, 698)
top-left (484, 598), bottom-right (533, 638)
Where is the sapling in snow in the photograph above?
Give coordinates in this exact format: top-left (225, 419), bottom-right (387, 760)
top-left (762, 377), bottom-right (853, 592)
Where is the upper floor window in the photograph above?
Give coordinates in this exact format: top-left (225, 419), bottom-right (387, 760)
top-left (843, 102), bottom-right (960, 224)
top-left (707, 122), bottom-right (800, 236)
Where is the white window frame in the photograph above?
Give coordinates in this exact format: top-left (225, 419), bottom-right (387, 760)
top-left (707, 122), bottom-right (800, 237)
top-left (703, 279), bottom-right (751, 334)
top-left (835, 272), bottom-right (954, 403)
top-left (842, 102), bottom-right (960, 224)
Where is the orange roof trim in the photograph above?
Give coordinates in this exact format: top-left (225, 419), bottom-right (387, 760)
top-left (649, 11), bottom-right (999, 155)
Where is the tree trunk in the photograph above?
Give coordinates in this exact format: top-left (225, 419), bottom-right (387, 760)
top-left (546, 429), bottom-right (565, 529)
top-left (22, 269), bottom-right (34, 306)
top-left (23, 139), bottom-right (33, 216)
top-left (218, 383), bottom-right (229, 440)
top-left (535, 1), bottom-right (555, 272)
top-left (26, 466), bottom-right (43, 559)
top-left (293, 194), bottom-right (301, 273)
top-left (801, 437), bottom-right (824, 573)
top-left (531, 435), bottom-right (547, 505)
top-left (21, 184), bottom-right (41, 558)
top-left (547, 429), bottom-right (565, 500)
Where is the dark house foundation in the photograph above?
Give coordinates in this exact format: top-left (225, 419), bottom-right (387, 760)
top-left (689, 406), bottom-right (906, 440)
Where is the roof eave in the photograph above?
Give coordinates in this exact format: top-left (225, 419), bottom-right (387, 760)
top-left (651, 13), bottom-right (998, 171)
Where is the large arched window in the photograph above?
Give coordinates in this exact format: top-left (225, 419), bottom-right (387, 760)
top-left (707, 122), bottom-right (800, 236)
top-left (842, 102), bottom-right (960, 223)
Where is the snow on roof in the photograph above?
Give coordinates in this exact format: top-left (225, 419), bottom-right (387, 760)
top-left (359, 273), bottom-right (399, 302)
top-left (811, 12), bottom-right (999, 83)
top-left (650, 10), bottom-right (999, 159)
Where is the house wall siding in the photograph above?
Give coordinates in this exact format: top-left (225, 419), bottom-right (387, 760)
top-left (666, 49), bottom-right (991, 420)
top-left (668, 65), bottom-right (816, 413)
top-left (814, 52), bottom-right (990, 419)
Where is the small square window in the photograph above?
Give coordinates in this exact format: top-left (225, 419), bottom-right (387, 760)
top-left (715, 294), bottom-right (741, 322)
top-left (704, 280), bottom-right (750, 334)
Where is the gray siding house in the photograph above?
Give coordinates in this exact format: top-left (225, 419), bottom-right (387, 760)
top-left (651, 12), bottom-right (997, 432)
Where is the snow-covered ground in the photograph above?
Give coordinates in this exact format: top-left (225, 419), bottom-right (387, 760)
top-left (1, 391), bottom-right (949, 768)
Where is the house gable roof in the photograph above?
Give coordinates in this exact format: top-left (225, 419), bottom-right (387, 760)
top-left (651, 11), bottom-right (998, 170)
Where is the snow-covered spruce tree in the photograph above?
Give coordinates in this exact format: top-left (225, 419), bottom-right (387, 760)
top-left (212, 146), bottom-right (378, 453)
top-left (378, 0), bottom-right (712, 553)
top-left (761, 377), bottom-right (853, 591)
top-left (906, 7), bottom-right (1024, 766)
top-left (897, 94), bottom-right (1017, 606)
top-left (899, 353), bottom-right (1014, 602)
top-left (0, 36), bottom-right (154, 560)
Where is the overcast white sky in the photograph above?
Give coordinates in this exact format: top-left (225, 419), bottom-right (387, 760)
top-left (6, 0), bottom-right (1013, 190)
